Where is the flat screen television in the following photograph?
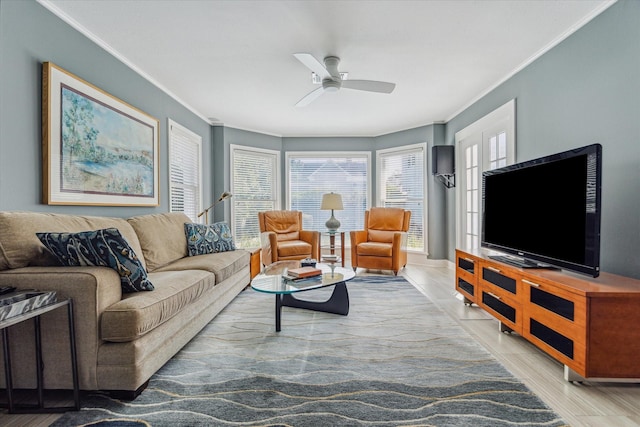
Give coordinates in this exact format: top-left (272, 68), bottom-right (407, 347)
top-left (481, 143), bottom-right (602, 277)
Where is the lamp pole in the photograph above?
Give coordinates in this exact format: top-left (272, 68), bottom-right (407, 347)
top-left (197, 191), bottom-right (232, 223)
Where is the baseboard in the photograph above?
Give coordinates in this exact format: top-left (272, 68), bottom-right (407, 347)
top-left (407, 253), bottom-right (454, 269)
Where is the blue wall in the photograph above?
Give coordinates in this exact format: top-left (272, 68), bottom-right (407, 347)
top-left (1, 0), bottom-right (638, 278)
top-left (0, 0), bottom-right (213, 217)
top-left (445, 0), bottom-right (640, 278)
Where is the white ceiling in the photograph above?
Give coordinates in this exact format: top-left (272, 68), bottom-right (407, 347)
top-left (41, 0), bottom-right (615, 137)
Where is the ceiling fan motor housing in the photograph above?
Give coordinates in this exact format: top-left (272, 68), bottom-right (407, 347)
top-left (324, 56), bottom-right (342, 75)
top-left (322, 79), bottom-right (341, 92)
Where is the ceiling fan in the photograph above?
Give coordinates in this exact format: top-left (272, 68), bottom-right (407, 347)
top-left (293, 53), bottom-right (396, 107)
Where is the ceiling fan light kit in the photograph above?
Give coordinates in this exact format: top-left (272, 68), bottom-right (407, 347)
top-left (294, 53), bottom-right (396, 107)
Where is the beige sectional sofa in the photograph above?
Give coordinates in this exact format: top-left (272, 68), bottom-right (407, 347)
top-left (0, 211), bottom-right (250, 398)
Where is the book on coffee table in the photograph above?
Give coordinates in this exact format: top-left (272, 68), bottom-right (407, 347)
top-left (287, 266), bottom-right (322, 279)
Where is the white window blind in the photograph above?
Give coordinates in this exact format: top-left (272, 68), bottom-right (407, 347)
top-left (377, 143), bottom-right (426, 252)
top-left (168, 119), bottom-right (202, 222)
top-left (287, 152), bottom-right (370, 238)
top-left (231, 145), bottom-right (280, 248)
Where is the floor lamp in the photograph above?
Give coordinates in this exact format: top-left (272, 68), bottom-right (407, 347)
top-left (197, 191), bottom-right (232, 224)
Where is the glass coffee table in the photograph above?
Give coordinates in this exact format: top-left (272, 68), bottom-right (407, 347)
top-left (251, 261), bottom-right (355, 332)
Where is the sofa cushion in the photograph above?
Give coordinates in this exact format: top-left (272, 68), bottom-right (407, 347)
top-left (37, 228), bottom-right (154, 293)
top-left (0, 211), bottom-right (145, 271)
top-left (100, 269), bottom-right (214, 342)
top-left (153, 249), bottom-right (249, 284)
top-left (184, 221), bottom-right (236, 256)
top-left (128, 212), bottom-right (190, 271)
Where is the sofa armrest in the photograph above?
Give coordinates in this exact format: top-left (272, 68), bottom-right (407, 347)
top-left (0, 266), bottom-right (123, 390)
top-left (299, 230), bottom-right (320, 260)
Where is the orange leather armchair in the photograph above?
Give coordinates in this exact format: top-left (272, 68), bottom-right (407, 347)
top-left (350, 207), bottom-right (411, 275)
top-left (258, 210), bottom-right (319, 266)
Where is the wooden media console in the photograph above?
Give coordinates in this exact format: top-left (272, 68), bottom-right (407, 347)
top-left (455, 248), bottom-right (640, 382)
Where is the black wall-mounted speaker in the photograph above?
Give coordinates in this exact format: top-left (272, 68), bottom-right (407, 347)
top-left (432, 145), bottom-right (455, 176)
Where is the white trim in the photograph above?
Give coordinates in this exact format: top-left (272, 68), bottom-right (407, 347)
top-left (37, 0), bottom-right (211, 125)
top-left (455, 99), bottom-right (516, 142)
top-left (38, 0), bottom-right (616, 137)
top-left (445, 1), bottom-right (617, 123)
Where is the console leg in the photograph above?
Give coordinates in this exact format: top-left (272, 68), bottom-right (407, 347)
top-left (564, 365), bottom-right (585, 382)
top-left (463, 297), bottom-right (473, 306)
top-left (499, 321), bottom-right (513, 334)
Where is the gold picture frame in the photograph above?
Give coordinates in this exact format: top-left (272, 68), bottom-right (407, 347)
top-left (42, 62), bottom-right (159, 206)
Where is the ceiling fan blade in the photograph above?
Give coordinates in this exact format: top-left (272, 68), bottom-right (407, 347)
top-left (295, 87), bottom-right (325, 107)
top-left (293, 53), bottom-right (330, 79)
top-left (341, 80), bottom-right (396, 94)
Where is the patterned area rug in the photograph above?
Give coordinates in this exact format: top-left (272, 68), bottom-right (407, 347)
top-left (52, 275), bottom-right (566, 426)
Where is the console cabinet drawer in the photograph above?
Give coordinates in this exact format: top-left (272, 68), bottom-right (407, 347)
top-left (520, 275), bottom-right (587, 372)
top-left (480, 264), bottom-right (518, 295)
top-left (480, 289), bottom-right (521, 333)
top-left (457, 255), bottom-right (476, 275)
top-left (457, 277), bottom-right (475, 298)
top-left (455, 251), bottom-right (479, 303)
top-left (521, 275), bottom-right (587, 331)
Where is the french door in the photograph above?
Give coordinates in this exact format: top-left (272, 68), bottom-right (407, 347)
top-left (455, 100), bottom-right (516, 250)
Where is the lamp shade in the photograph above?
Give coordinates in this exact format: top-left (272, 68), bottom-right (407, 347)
top-left (320, 192), bottom-right (343, 210)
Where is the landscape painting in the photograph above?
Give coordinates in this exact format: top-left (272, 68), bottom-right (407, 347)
top-left (43, 62), bottom-right (159, 206)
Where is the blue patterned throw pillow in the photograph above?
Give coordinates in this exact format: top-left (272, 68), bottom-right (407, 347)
top-left (36, 228), bottom-right (154, 293)
top-left (184, 222), bottom-right (236, 256)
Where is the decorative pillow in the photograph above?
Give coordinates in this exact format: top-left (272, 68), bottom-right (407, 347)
top-left (36, 228), bottom-right (154, 293)
top-left (184, 222), bottom-right (236, 256)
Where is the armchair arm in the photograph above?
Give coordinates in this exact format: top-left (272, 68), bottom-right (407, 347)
top-left (299, 230), bottom-right (320, 260)
top-left (260, 231), bottom-right (278, 265)
top-left (349, 230), bottom-right (368, 267)
top-left (350, 230), bottom-right (367, 246)
top-left (392, 231), bottom-right (409, 272)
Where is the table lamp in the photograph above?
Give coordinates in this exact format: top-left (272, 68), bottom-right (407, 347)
top-left (320, 192), bottom-right (343, 232)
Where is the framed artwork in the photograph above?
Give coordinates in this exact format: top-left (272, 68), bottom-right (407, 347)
top-left (42, 62), bottom-right (159, 206)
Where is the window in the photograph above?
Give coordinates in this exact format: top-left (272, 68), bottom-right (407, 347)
top-left (464, 144), bottom-right (480, 249)
top-left (377, 143), bottom-right (426, 252)
top-left (168, 119), bottom-right (202, 222)
top-left (286, 152), bottom-right (370, 239)
top-left (489, 131), bottom-right (508, 170)
top-left (230, 145), bottom-right (280, 249)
